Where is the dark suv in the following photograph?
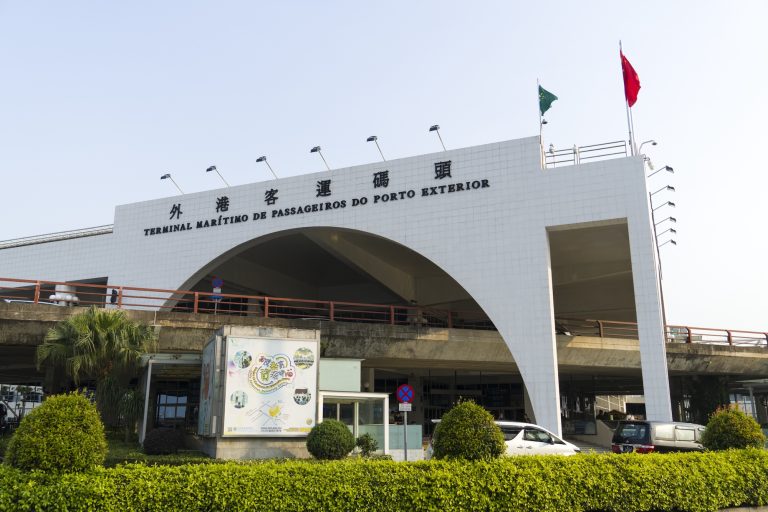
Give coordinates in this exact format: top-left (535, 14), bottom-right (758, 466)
top-left (611, 421), bottom-right (705, 454)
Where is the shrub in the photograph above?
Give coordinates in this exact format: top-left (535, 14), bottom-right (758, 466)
top-left (306, 420), bottom-right (355, 460)
top-left (356, 433), bottom-right (378, 457)
top-left (143, 428), bottom-right (185, 455)
top-left (702, 405), bottom-right (766, 450)
top-left (2, 451), bottom-right (768, 510)
top-left (0, 436), bottom-right (9, 459)
top-left (4, 391), bottom-right (107, 473)
top-left (432, 400), bottom-right (505, 460)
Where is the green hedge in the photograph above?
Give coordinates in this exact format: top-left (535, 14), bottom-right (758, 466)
top-left (1, 450), bottom-right (767, 511)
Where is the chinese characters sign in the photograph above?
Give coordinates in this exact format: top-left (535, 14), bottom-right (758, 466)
top-left (143, 160), bottom-right (491, 237)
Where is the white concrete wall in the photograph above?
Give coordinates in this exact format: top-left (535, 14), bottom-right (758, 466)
top-left (0, 234), bottom-right (113, 282)
top-left (0, 136), bottom-right (673, 433)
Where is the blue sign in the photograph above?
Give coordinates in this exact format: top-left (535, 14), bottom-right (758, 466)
top-left (396, 384), bottom-right (414, 404)
top-left (212, 277), bottom-right (224, 302)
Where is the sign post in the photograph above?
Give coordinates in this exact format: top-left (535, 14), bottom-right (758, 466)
top-left (396, 383), bottom-right (415, 461)
top-left (212, 277), bottom-right (224, 314)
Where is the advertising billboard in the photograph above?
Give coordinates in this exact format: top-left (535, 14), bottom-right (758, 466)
top-left (222, 337), bottom-right (318, 437)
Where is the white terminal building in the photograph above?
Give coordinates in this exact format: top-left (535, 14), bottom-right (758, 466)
top-left (1, 136), bottom-right (765, 457)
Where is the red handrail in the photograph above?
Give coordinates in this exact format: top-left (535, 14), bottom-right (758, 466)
top-left (1, 277), bottom-right (765, 347)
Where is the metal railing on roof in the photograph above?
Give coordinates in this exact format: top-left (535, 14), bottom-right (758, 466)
top-left (544, 140), bottom-right (628, 168)
top-left (0, 225), bottom-right (114, 250)
top-left (1, 276), bottom-right (766, 348)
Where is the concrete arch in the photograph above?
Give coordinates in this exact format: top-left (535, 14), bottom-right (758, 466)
top-left (165, 224), bottom-right (560, 433)
top-left (178, 225), bottom-right (496, 316)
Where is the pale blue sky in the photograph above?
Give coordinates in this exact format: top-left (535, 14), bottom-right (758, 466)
top-left (1, 1), bottom-right (766, 331)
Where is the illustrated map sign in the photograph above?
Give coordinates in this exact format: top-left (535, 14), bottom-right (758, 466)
top-left (396, 383), bottom-right (414, 404)
top-left (222, 337), bottom-right (318, 437)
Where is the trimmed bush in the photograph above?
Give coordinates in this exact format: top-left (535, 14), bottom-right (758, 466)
top-left (1, 450), bottom-right (768, 510)
top-left (356, 433), bottom-right (378, 457)
top-left (4, 392), bottom-right (107, 473)
top-left (0, 436), bottom-right (9, 459)
top-left (432, 400), bottom-right (505, 460)
top-left (702, 405), bottom-right (766, 450)
top-left (306, 420), bottom-right (355, 460)
top-left (142, 428), bottom-right (185, 455)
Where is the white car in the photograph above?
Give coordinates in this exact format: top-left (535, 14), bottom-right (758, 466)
top-left (427, 420), bottom-right (581, 458)
top-left (497, 421), bottom-right (580, 456)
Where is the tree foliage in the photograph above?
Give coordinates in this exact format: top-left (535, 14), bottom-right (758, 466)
top-left (431, 400), bottom-right (505, 460)
top-left (355, 433), bottom-right (378, 457)
top-left (36, 307), bottom-right (156, 426)
top-left (306, 420), bottom-right (355, 460)
top-left (37, 306), bottom-right (157, 385)
top-left (4, 392), bottom-right (107, 473)
top-left (701, 405), bottom-right (766, 450)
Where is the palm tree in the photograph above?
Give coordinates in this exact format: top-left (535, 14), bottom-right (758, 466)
top-left (36, 306), bottom-right (157, 425)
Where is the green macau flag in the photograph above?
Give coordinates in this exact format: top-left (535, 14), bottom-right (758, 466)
top-left (538, 85), bottom-right (558, 115)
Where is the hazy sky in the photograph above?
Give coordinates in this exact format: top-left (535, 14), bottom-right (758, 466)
top-left (1, 1), bottom-right (766, 331)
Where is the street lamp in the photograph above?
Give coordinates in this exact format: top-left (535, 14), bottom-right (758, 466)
top-left (639, 139), bottom-right (658, 153)
top-left (205, 165), bottom-right (230, 187)
top-left (658, 239), bottom-right (677, 248)
top-left (256, 156), bottom-right (278, 179)
top-left (160, 173), bottom-right (184, 194)
top-left (310, 146), bottom-right (330, 170)
top-left (429, 124), bottom-right (446, 151)
top-left (651, 185), bottom-right (675, 197)
top-left (648, 165), bottom-right (674, 178)
top-left (367, 135), bottom-right (386, 161)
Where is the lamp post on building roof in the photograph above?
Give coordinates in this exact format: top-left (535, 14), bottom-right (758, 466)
top-left (367, 135), bottom-right (386, 161)
top-left (639, 139), bottom-right (657, 154)
top-left (160, 173), bottom-right (184, 195)
top-left (657, 228), bottom-right (677, 238)
top-left (648, 165), bottom-right (674, 178)
top-left (655, 216), bottom-right (677, 227)
top-left (256, 156), bottom-right (278, 179)
top-left (658, 239), bottom-right (677, 248)
top-left (651, 185), bottom-right (675, 197)
top-left (429, 124), bottom-right (446, 151)
top-left (206, 165), bottom-right (230, 187)
top-left (653, 201), bottom-right (676, 212)
top-left (310, 146), bottom-right (330, 170)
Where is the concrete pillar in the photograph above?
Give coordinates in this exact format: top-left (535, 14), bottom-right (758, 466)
top-left (627, 214), bottom-right (673, 422)
top-left (492, 232), bottom-right (562, 436)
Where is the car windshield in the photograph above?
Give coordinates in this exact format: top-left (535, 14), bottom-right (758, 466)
top-left (614, 422), bottom-right (650, 443)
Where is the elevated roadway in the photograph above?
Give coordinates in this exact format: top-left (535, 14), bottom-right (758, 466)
top-left (1, 303), bottom-right (766, 388)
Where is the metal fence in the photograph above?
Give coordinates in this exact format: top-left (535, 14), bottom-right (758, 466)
top-left (544, 141), bottom-right (628, 168)
top-left (1, 277), bottom-right (766, 347)
top-left (0, 225), bottom-right (113, 250)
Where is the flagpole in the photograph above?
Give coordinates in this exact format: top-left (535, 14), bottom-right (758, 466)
top-left (620, 41), bottom-right (635, 156)
top-left (629, 102), bottom-right (638, 156)
top-left (538, 78), bottom-right (544, 166)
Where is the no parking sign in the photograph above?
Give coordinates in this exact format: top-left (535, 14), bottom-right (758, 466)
top-left (395, 383), bottom-right (415, 461)
top-left (396, 383), bottom-right (414, 404)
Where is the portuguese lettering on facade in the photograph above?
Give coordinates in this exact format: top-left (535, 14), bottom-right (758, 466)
top-left (142, 161), bottom-right (491, 237)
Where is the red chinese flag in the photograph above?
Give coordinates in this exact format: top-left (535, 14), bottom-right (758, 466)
top-left (620, 51), bottom-right (641, 107)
